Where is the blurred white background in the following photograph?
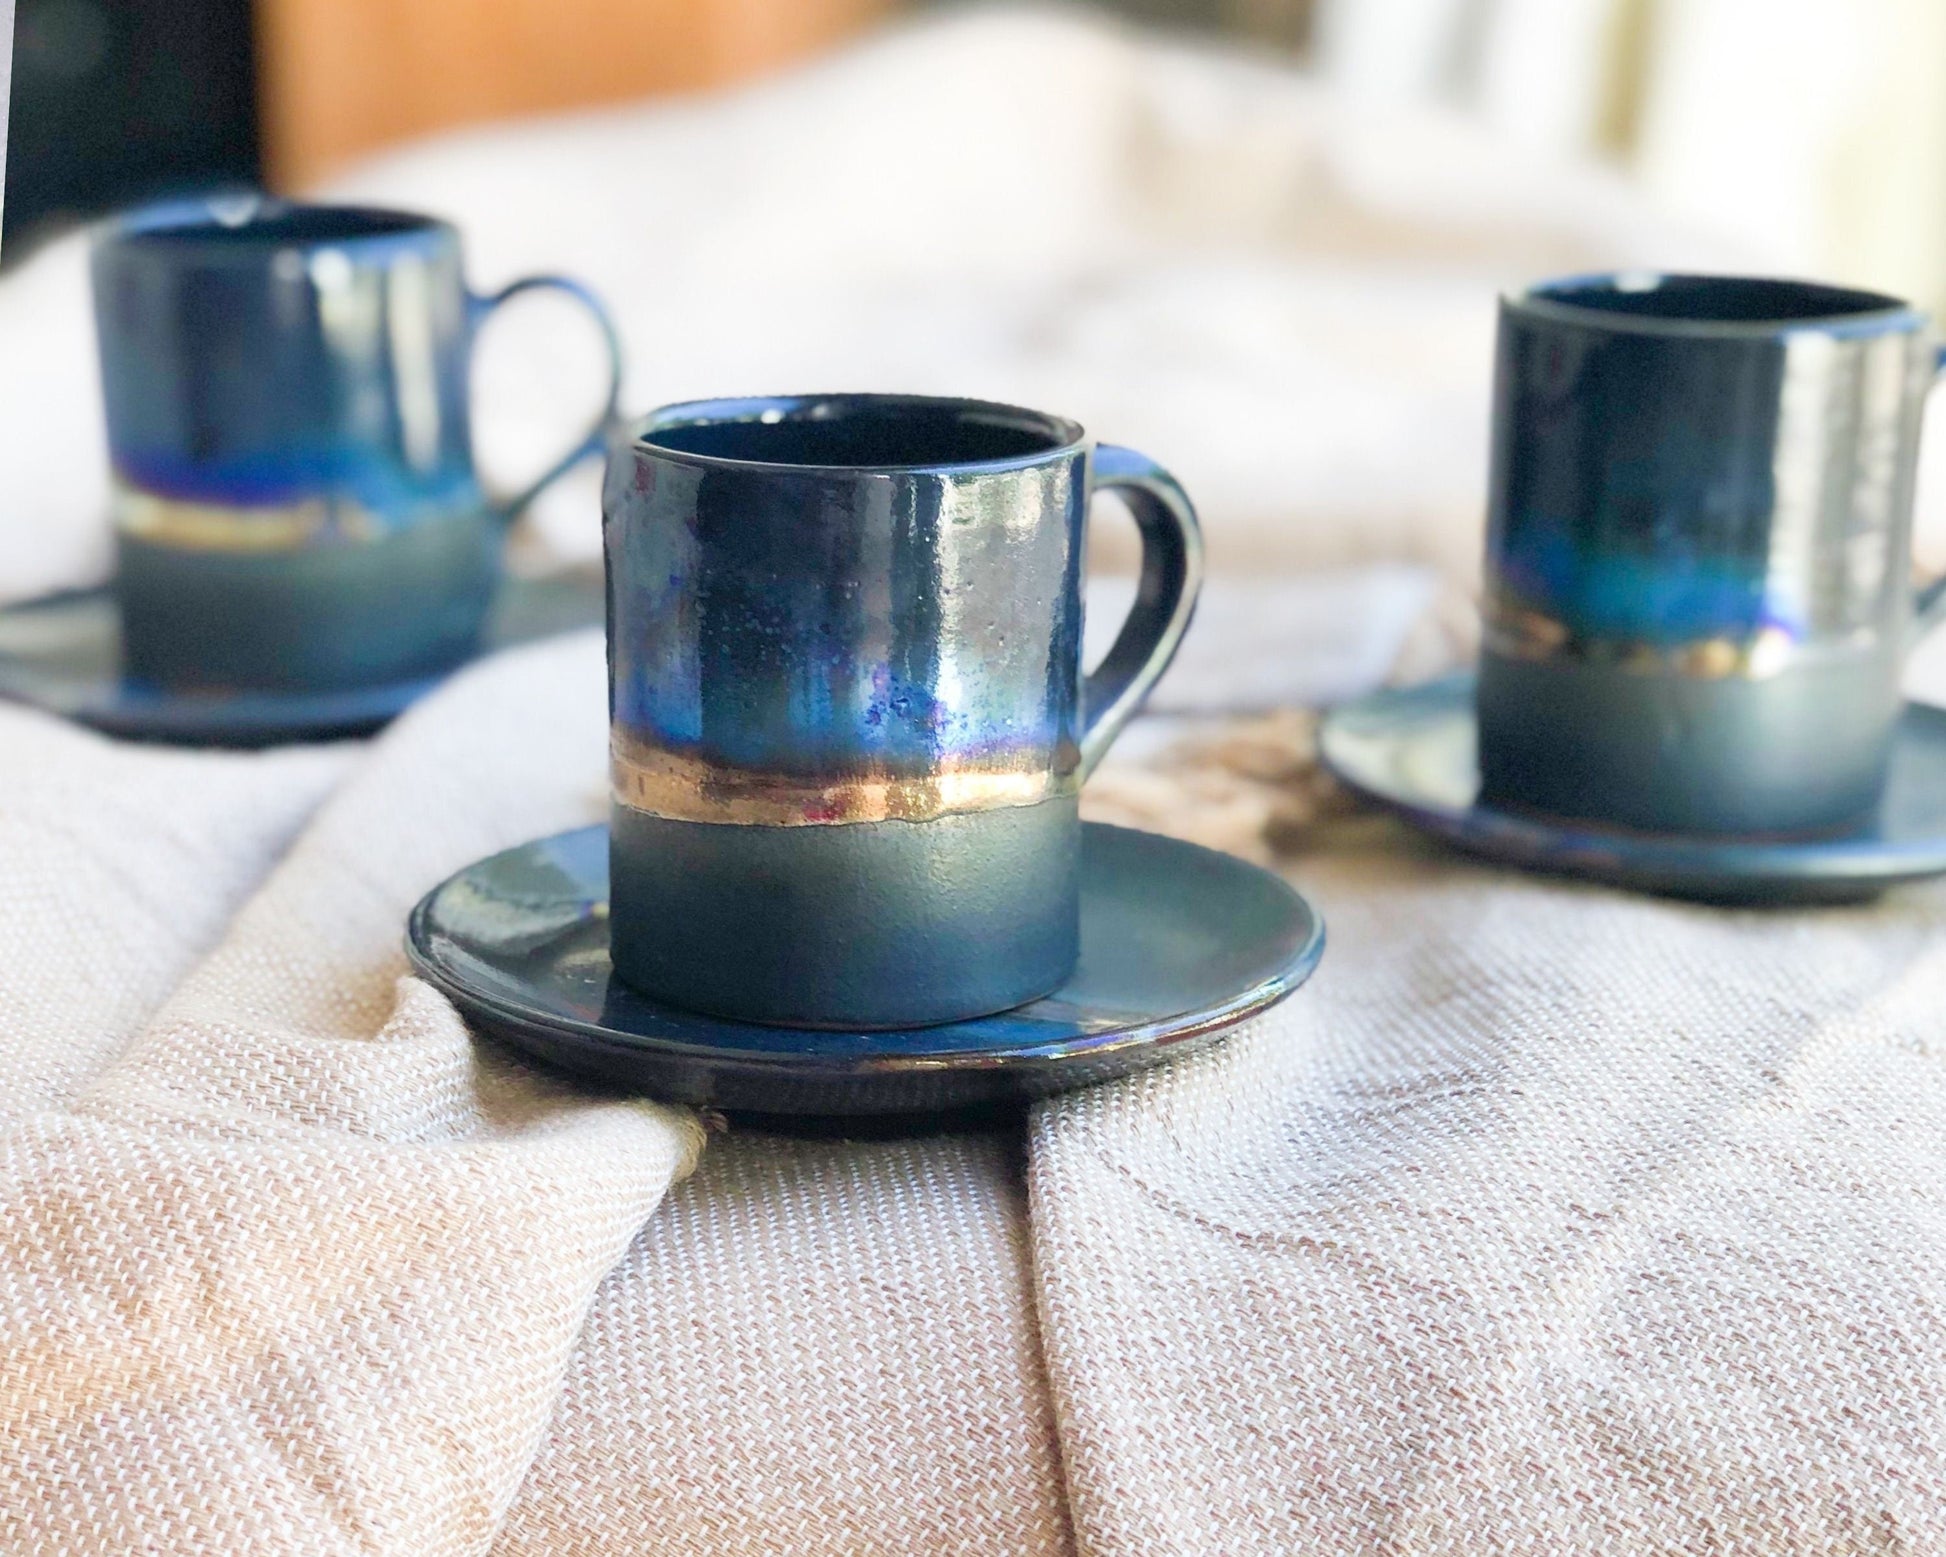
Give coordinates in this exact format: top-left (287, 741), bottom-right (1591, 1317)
top-left (1298, 0), bottom-right (1946, 310)
top-left (6, 0), bottom-right (1946, 650)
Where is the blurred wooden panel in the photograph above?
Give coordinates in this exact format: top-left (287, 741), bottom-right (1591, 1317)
top-left (257, 0), bottom-right (898, 190)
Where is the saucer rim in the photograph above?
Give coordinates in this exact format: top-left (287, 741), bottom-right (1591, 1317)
top-left (404, 820), bottom-right (1327, 1075)
top-left (1320, 673), bottom-right (1946, 893)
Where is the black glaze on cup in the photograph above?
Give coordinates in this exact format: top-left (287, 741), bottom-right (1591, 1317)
top-left (604, 393), bottom-right (1204, 1029)
top-left (1480, 272), bottom-right (1946, 835)
top-left (92, 197), bottom-right (623, 692)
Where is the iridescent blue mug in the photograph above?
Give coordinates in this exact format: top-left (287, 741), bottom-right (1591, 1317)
top-left (1480, 273), bottom-right (1946, 835)
top-left (604, 393), bottom-right (1204, 1028)
top-left (92, 198), bottom-right (623, 692)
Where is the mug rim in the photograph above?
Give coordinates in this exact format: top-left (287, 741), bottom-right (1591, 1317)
top-left (1507, 270), bottom-right (1927, 340)
top-left (97, 196), bottom-right (456, 261)
top-left (632, 393), bottom-right (1090, 476)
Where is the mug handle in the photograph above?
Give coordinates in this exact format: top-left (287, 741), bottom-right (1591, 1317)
top-left (467, 275), bottom-right (626, 524)
top-left (1917, 570), bottom-right (1946, 636)
top-left (1916, 344), bottom-right (1946, 635)
top-left (1079, 444), bottom-right (1206, 779)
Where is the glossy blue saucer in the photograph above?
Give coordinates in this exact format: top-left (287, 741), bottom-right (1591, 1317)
top-left (406, 821), bottom-right (1326, 1117)
top-left (1321, 673), bottom-right (1946, 904)
top-left (0, 569), bottom-right (603, 747)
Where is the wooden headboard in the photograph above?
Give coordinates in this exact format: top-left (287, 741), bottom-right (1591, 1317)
top-left (257, 0), bottom-right (900, 190)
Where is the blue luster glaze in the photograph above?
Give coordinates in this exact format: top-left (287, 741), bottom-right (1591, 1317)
top-left (602, 393), bottom-right (1204, 1027)
top-left (1479, 272), bottom-right (1946, 835)
top-left (1488, 273), bottom-right (1932, 652)
top-left (94, 202), bottom-right (478, 512)
top-left (605, 396), bottom-right (1086, 786)
top-left (91, 197), bottom-right (623, 692)
top-left (1493, 521), bottom-right (1800, 646)
top-left (109, 447), bottom-right (485, 519)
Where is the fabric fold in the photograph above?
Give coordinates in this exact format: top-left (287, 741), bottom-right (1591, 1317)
top-left (494, 1128), bottom-right (1075, 1556)
top-left (0, 705), bottom-right (352, 1112)
top-left (0, 634), bottom-right (703, 1556)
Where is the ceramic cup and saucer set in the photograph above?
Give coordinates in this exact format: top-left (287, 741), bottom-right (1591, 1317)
top-left (409, 393), bottom-right (1328, 1115)
top-left (1324, 272), bottom-right (1946, 904)
top-left (0, 193), bottom-right (1327, 1116)
top-left (0, 196), bottom-right (623, 745)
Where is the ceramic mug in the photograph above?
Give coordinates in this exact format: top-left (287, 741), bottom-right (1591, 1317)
top-left (1478, 272), bottom-right (1946, 835)
top-left (603, 393), bottom-right (1204, 1028)
top-left (92, 197), bottom-right (624, 692)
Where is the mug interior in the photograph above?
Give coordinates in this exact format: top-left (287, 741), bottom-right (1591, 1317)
top-left (116, 201), bottom-right (443, 251)
top-left (641, 396), bottom-right (1082, 470)
top-left (1526, 272), bottom-right (1910, 325)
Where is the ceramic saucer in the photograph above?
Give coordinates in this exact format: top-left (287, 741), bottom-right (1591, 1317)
top-left (406, 821), bottom-right (1326, 1117)
top-left (0, 569), bottom-right (603, 746)
top-left (1320, 673), bottom-right (1946, 904)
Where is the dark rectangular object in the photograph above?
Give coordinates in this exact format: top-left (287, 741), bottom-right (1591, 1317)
top-left (4, 0), bottom-right (259, 255)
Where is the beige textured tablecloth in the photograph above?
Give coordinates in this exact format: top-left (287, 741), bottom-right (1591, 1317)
top-left (7, 10), bottom-right (1946, 1552)
top-left (8, 623), bottom-right (1946, 1555)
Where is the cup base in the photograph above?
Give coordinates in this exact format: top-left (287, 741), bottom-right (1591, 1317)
top-left (1476, 649), bottom-right (1897, 837)
top-left (609, 796), bottom-right (1081, 1030)
top-left (115, 509), bottom-right (500, 694)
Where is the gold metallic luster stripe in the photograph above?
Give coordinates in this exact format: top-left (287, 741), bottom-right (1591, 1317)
top-left (1483, 594), bottom-right (1828, 681)
top-left (113, 485), bottom-right (389, 553)
top-left (611, 735), bottom-right (1075, 826)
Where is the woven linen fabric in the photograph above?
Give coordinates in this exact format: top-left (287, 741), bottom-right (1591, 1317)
top-left (496, 1132), bottom-right (1073, 1555)
top-left (0, 635), bottom-right (703, 1554)
top-left (5, 619), bottom-right (1946, 1552)
top-left (1030, 834), bottom-right (1946, 1554)
top-left (0, 711), bottom-right (351, 1112)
